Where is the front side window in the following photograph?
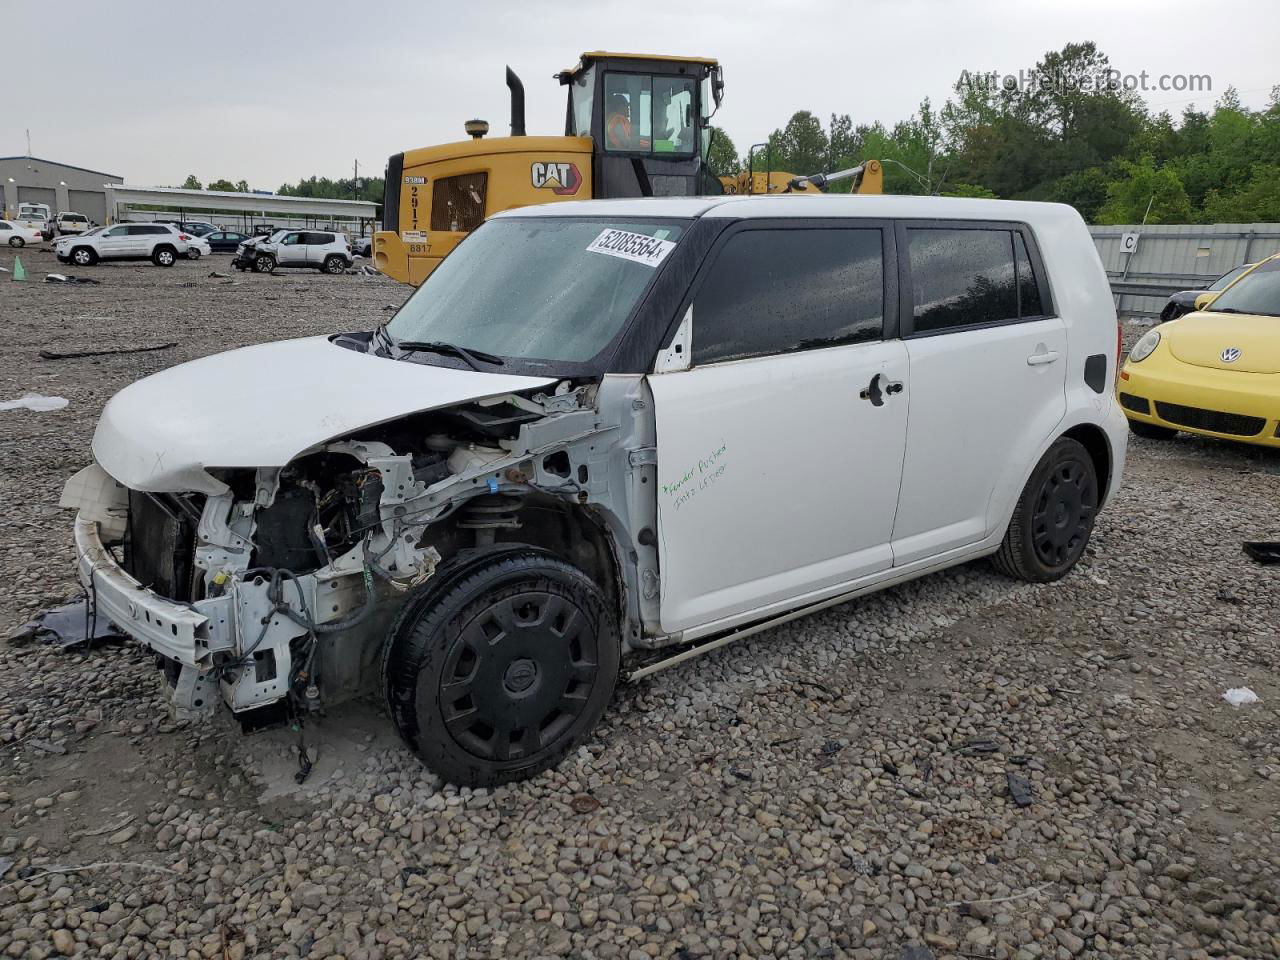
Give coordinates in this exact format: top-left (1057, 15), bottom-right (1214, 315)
top-left (388, 217), bottom-right (687, 365)
top-left (1205, 259), bottom-right (1280, 317)
top-left (693, 228), bottom-right (885, 366)
top-left (603, 73), bottom-right (695, 155)
top-left (0, 223), bottom-right (10, 231)
top-left (282, 233), bottom-right (304, 246)
top-left (908, 228), bottom-right (1019, 333)
top-left (569, 64), bottom-right (595, 137)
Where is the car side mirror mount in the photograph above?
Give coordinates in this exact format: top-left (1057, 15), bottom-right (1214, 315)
top-left (1193, 292), bottom-right (1215, 311)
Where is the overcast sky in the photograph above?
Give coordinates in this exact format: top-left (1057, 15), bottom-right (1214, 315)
top-left (5, 0), bottom-right (1276, 189)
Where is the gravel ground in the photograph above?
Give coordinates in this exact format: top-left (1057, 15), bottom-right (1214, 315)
top-left (1, 246), bottom-right (1278, 960)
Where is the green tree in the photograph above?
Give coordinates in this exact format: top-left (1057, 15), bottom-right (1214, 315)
top-left (181, 174), bottom-right (202, 190)
top-left (207, 179), bottom-right (237, 192)
top-left (1096, 156), bottom-right (1192, 224)
top-left (704, 126), bottom-right (739, 177)
top-left (942, 183), bottom-right (997, 198)
top-left (770, 111), bottom-right (829, 176)
top-left (1203, 164), bottom-right (1280, 222)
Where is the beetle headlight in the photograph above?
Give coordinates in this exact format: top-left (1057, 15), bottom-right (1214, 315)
top-left (1128, 329), bottom-right (1161, 363)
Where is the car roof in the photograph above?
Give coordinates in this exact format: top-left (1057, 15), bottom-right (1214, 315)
top-left (492, 193), bottom-right (1083, 225)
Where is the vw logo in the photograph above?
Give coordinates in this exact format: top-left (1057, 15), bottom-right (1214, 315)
top-left (1221, 347), bottom-right (1241, 363)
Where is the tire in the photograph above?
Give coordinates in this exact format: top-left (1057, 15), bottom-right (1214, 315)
top-left (383, 548), bottom-right (619, 787)
top-left (254, 254), bottom-right (276, 274)
top-left (1128, 419), bottom-right (1177, 441)
top-left (8, 237), bottom-right (22, 247)
top-left (992, 437), bottom-right (1099, 583)
top-left (186, 248), bottom-right (201, 260)
top-left (152, 246), bottom-right (177, 267)
top-left (70, 247), bottom-right (97, 266)
top-left (322, 255), bottom-right (346, 275)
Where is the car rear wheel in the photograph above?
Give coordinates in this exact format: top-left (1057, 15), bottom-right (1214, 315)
top-left (71, 247), bottom-right (97, 266)
top-left (1128, 419), bottom-right (1178, 441)
top-left (383, 548), bottom-right (619, 787)
top-left (254, 254), bottom-right (276, 274)
top-left (153, 246), bottom-right (177, 267)
top-left (8, 237), bottom-right (22, 247)
top-left (322, 255), bottom-right (346, 275)
top-left (993, 437), bottom-right (1098, 583)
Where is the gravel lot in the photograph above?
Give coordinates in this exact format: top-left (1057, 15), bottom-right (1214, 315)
top-left (1, 245), bottom-right (1278, 960)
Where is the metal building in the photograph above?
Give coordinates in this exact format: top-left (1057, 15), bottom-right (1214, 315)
top-left (1091, 223), bottom-right (1280, 321)
top-left (0, 156), bottom-right (123, 225)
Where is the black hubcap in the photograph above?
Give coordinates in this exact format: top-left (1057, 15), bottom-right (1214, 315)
top-left (1031, 458), bottom-right (1095, 567)
top-left (440, 590), bottom-right (597, 763)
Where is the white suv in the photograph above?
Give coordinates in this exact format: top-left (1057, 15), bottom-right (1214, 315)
top-left (64, 194), bottom-right (1126, 787)
top-left (232, 229), bottom-right (352, 274)
top-left (54, 222), bottom-right (191, 267)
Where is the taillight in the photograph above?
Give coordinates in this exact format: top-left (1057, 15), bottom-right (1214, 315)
top-left (1116, 323), bottom-right (1123, 371)
top-left (179, 234), bottom-right (190, 241)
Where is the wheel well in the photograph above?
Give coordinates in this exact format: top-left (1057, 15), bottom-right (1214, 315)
top-left (500, 495), bottom-right (623, 624)
top-left (1062, 423), bottom-right (1112, 506)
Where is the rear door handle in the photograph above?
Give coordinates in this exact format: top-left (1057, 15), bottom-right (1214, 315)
top-left (1027, 350), bottom-right (1060, 366)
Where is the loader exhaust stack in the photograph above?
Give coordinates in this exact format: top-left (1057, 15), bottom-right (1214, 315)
top-left (506, 67), bottom-right (526, 136)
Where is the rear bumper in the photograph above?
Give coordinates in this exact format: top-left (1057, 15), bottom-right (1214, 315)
top-left (1119, 361), bottom-right (1280, 447)
top-left (74, 516), bottom-right (228, 668)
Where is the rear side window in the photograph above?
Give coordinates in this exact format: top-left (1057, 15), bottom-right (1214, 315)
top-left (693, 227), bottom-right (885, 365)
top-left (306, 232), bottom-right (334, 245)
top-left (906, 225), bottom-right (1049, 333)
top-left (908, 228), bottom-right (1017, 333)
top-left (431, 173), bottom-right (487, 232)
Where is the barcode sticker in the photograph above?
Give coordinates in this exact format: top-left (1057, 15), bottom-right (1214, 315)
top-left (585, 229), bottom-right (676, 268)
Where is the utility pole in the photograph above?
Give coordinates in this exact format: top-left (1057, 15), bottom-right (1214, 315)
top-left (353, 159), bottom-right (359, 200)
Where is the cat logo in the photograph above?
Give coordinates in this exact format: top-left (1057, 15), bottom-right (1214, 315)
top-left (530, 161), bottom-right (583, 196)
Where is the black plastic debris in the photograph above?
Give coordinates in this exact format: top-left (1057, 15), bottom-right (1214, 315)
top-left (1243, 541), bottom-right (1280, 565)
top-left (954, 737), bottom-right (1001, 757)
top-left (9, 599), bottom-right (125, 649)
top-left (44, 273), bottom-right (101, 284)
top-left (1007, 771), bottom-right (1035, 808)
top-left (40, 342), bottom-right (176, 360)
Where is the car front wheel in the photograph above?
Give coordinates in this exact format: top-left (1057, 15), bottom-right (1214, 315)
top-left (383, 548), bottom-right (619, 787)
top-left (186, 248), bottom-right (201, 260)
top-left (8, 237), bottom-right (22, 247)
top-left (71, 247), bottom-right (97, 266)
top-left (254, 254), bottom-right (276, 274)
top-left (993, 437), bottom-right (1099, 583)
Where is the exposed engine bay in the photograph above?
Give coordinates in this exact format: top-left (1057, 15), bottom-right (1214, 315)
top-left (65, 375), bottom-right (663, 720)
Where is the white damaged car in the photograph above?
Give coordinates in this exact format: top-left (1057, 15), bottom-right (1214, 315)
top-left (64, 195), bottom-right (1126, 785)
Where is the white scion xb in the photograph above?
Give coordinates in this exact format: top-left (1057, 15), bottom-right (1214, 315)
top-left (63, 194), bottom-right (1126, 786)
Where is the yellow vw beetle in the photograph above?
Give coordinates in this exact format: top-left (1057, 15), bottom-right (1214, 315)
top-left (1120, 252), bottom-right (1280, 447)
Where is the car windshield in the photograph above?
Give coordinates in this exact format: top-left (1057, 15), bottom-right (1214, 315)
top-left (1206, 260), bottom-right (1280, 317)
top-left (386, 217), bottom-right (688, 365)
top-left (1208, 264), bottom-right (1250, 291)
top-left (268, 230), bottom-right (288, 242)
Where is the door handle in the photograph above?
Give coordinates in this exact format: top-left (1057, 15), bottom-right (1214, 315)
top-left (1027, 350), bottom-right (1060, 366)
top-left (860, 374), bottom-right (903, 406)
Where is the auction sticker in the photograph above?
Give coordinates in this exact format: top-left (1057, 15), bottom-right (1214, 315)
top-left (586, 229), bottom-right (675, 268)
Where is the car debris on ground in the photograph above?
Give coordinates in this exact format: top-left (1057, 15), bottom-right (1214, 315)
top-left (39, 343), bottom-right (176, 361)
top-left (0, 393), bottom-right (69, 412)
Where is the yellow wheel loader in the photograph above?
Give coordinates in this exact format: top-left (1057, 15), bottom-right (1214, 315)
top-left (373, 51), bottom-right (881, 286)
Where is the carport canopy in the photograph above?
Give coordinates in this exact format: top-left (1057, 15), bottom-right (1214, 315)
top-left (104, 184), bottom-right (377, 222)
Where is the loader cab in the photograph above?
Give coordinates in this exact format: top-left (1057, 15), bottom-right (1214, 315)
top-left (558, 52), bottom-right (724, 199)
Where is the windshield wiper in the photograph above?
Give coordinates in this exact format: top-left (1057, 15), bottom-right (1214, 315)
top-left (371, 325), bottom-right (394, 354)
top-left (395, 340), bottom-right (505, 370)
